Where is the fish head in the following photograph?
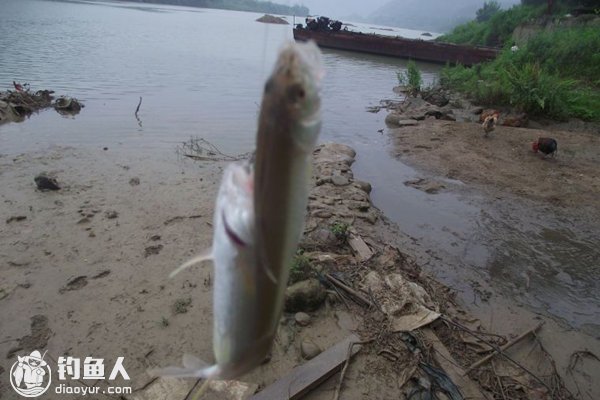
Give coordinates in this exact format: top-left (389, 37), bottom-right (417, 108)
top-left (263, 41), bottom-right (323, 149)
top-left (216, 161), bottom-right (255, 247)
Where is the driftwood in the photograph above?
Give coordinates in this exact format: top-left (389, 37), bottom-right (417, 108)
top-left (347, 233), bottom-right (373, 261)
top-left (333, 338), bottom-right (375, 400)
top-left (324, 273), bottom-right (375, 309)
top-left (442, 317), bottom-right (551, 392)
top-left (250, 334), bottom-right (361, 400)
top-left (135, 96), bottom-right (143, 127)
top-left (463, 321), bottom-right (544, 375)
top-left (421, 328), bottom-right (487, 400)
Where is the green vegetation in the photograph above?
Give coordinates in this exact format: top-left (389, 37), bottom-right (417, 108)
top-left (289, 250), bottom-right (311, 285)
top-left (161, 317), bottom-right (170, 327)
top-left (124, 0), bottom-right (309, 16)
top-left (330, 221), bottom-right (350, 242)
top-left (396, 60), bottom-right (423, 95)
top-left (438, 4), bottom-right (545, 47)
top-left (173, 297), bottom-right (192, 314)
top-left (437, 1), bottom-right (600, 121)
top-left (476, 1), bottom-right (501, 22)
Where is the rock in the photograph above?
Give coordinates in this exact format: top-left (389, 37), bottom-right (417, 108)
top-left (256, 14), bottom-right (289, 24)
top-left (285, 278), bottom-right (326, 313)
top-left (34, 174), bottom-right (60, 191)
top-left (314, 228), bottom-right (337, 245)
top-left (501, 112), bottom-right (528, 127)
top-left (294, 312), bottom-right (311, 326)
top-left (422, 89), bottom-right (449, 107)
top-left (404, 178), bottom-right (445, 194)
top-left (385, 113), bottom-right (419, 127)
top-left (300, 339), bottom-right (321, 360)
top-left (105, 210), bottom-right (119, 219)
top-left (331, 174), bottom-right (349, 186)
top-left (144, 244), bottom-right (163, 257)
top-left (397, 119), bottom-right (419, 127)
top-left (385, 112), bottom-right (402, 125)
top-left (354, 180), bottom-right (372, 194)
top-left (53, 96), bottom-right (83, 115)
top-left (6, 215), bottom-right (26, 223)
top-left (311, 210), bottom-right (332, 218)
top-left (129, 177), bottom-right (140, 186)
top-left (314, 143), bottom-right (356, 165)
top-left (422, 32), bottom-right (433, 37)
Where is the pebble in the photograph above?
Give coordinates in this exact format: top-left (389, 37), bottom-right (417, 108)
top-left (300, 340), bottom-right (321, 360)
top-left (331, 174), bottom-right (349, 186)
top-left (105, 210), bottom-right (119, 219)
top-left (34, 174), bottom-right (60, 191)
top-left (294, 312), bottom-right (311, 327)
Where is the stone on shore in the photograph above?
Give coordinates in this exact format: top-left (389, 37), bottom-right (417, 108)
top-left (285, 278), bottom-right (326, 313)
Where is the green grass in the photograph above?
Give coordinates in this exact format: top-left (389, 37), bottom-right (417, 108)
top-left (397, 60), bottom-right (423, 95)
top-left (437, 4), bottom-right (545, 46)
top-left (330, 221), bottom-right (350, 242)
top-left (439, 24), bottom-right (600, 121)
top-left (289, 250), bottom-right (311, 285)
top-left (173, 297), bottom-right (192, 314)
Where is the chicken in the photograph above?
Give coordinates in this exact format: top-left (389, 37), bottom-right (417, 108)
top-left (532, 137), bottom-right (558, 157)
top-left (482, 113), bottom-right (498, 137)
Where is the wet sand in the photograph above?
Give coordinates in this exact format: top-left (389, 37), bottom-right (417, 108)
top-left (1, 138), bottom-right (599, 399)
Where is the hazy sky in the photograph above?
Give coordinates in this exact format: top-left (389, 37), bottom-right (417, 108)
top-left (298, 0), bottom-right (390, 18)
top-left (297, 0), bottom-right (521, 20)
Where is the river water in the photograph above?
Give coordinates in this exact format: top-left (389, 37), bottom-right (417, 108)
top-left (1, 0), bottom-right (598, 335)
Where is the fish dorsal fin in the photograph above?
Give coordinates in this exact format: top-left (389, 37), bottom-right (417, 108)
top-left (182, 353), bottom-right (207, 370)
top-left (169, 247), bottom-right (213, 278)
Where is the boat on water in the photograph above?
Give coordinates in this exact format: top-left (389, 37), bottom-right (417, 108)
top-left (293, 16), bottom-right (499, 66)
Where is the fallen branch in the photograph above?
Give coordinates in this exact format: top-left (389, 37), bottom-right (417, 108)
top-left (324, 273), bottom-right (375, 309)
top-left (463, 321), bottom-right (543, 375)
top-left (177, 136), bottom-right (251, 162)
top-left (441, 317), bottom-right (551, 392)
top-left (135, 96), bottom-right (143, 127)
top-left (333, 338), bottom-right (375, 400)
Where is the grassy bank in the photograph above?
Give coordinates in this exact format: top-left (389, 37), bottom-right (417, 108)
top-left (437, 2), bottom-right (600, 121)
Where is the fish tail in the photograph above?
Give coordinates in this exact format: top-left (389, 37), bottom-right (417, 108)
top-left (169, 247), bottom-right (213, 278)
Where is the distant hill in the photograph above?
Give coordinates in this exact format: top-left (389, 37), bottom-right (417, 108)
top-left (117, 0), bottom-right (309, 16)
top-left (369, 0), bottom-right (519, 32)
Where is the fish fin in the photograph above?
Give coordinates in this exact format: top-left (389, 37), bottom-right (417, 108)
top-left (183, 353), bottom-right (207, 369)
top-left (170, 248), bottom-right (213, 278)
top-left (147, 362), bottom-right (220, 380)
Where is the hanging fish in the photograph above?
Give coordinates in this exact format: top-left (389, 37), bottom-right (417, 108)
top-left (151, 40), bottom-right (323, 384)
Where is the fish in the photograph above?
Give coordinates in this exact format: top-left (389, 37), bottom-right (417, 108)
top-left (150, 40), bottom-right (323, 384)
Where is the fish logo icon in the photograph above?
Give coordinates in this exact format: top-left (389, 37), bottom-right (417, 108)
top-left (10, 350), bottom-right (52, 398)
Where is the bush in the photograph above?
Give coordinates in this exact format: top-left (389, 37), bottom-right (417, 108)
top-left (438, 4), bottom-right (544, 46)
top-left (397, 60), bottom-right (423, 94)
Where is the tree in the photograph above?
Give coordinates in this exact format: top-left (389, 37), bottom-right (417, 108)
top-left (476, 1), bottom-right (501, 22)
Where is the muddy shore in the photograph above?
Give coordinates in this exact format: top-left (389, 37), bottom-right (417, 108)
top-left (1, 137), bottom-right (597, 399)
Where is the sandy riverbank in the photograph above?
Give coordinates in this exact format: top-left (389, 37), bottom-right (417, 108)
top-left (1, 140), bottom-right (596, 399)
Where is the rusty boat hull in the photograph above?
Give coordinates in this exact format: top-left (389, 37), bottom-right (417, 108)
top-left (293, 28), bottom-right (499, 66)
